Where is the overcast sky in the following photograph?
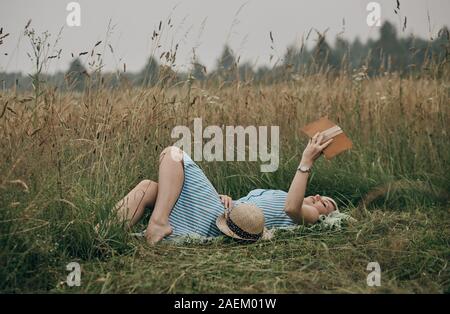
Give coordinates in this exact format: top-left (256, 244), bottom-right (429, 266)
top-left (1, 0), bottom-right (449, 74)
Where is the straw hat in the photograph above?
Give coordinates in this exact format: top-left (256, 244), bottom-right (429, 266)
top-left (216, 203), bottom-right (267, 242)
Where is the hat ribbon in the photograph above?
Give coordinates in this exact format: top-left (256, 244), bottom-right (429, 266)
top-left (225, 215), bottom-right (262, 241)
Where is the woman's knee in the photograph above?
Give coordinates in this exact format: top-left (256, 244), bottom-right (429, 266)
top-left (159, 146), bottom-right (183, 163)
top-left (137, 179), bottom-right (155, 190)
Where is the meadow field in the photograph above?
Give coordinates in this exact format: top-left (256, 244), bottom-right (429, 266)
top-left (1, 63), bottom-right (449, 293)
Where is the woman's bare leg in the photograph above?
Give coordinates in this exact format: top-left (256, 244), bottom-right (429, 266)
top-left (114, 179), bottom-right (158, 228)
top-left (145, 146), bottom-right (184, 244)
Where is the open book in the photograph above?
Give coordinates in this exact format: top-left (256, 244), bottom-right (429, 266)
top-left (300, 117), bottom-right (352, 159)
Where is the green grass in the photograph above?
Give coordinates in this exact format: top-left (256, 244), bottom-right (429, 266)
top-left (43, 208), bottom-right (450, 293)
top-left (1, 158), bottom-right (449, 293)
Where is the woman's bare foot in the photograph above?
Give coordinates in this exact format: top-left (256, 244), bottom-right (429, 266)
top-left (145, 221), bottom-right (173, 244)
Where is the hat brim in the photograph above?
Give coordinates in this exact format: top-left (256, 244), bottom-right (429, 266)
top-left (216, 213), bottom-right (266, 242)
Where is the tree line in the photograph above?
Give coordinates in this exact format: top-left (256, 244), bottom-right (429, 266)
top-left (0, 21), bottom-right (449, 91)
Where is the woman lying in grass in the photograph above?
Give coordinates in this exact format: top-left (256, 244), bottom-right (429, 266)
top-left (113, 131), bottom-right (337, 244)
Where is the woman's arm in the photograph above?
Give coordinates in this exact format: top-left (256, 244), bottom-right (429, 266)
top-left (284, 163), bottom-right (317, 224)
top-left (284, 132), bottom-right (332, 224)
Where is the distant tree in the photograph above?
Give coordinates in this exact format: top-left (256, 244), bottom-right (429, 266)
top-left (311, 32), bottom-right (338, 71)
top-left (432, 26), bottom-right (450, 62)
top-left (217, 45), bottom-right (235, 70)
top-left (238, 62), bottom-right (254, 82)
top-left (65, 58), bottom-right (87, 91)
top-left (254, 65), bottom-right (272, 84)
top-left (138, 56), bottom-right (160, 87)
top-left (215, 45), bottom-right (237, 82)
top-left (0, 71), bottom-right (29, 90)
top-left (334, 37), bottom-right (350, 70)
top-left (281, 44), bottom-right (311, 78)
top-left (349, 37), bottom-right (366, 68)
top-left (191, 61), bottom-right (207, 81)
top-left (369, 21), bottom-right (408, 73)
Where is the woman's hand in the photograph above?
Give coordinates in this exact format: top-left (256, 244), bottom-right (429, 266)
top-left (219, 194), bottom-right (233, 209)
top-left (301, 132), bottom-right (333, 166)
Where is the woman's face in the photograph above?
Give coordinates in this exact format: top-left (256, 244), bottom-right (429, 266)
top-left (304, 194), bottom-right (336, 215)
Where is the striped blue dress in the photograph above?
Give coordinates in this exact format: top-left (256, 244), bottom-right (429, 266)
top-left (234, 189), bottom-right (296, 229)
top-left (166, 152), bottom-right (296, 239)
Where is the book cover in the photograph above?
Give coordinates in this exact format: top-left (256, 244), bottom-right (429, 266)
top-left (300, 117), bottom-right (352, 159)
